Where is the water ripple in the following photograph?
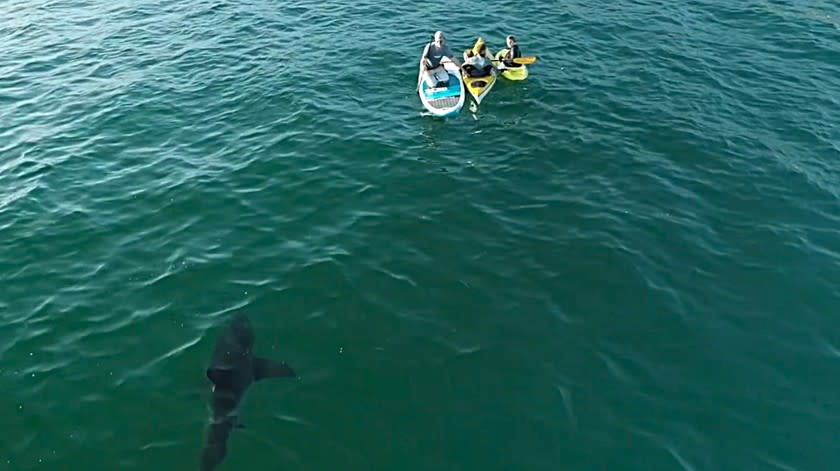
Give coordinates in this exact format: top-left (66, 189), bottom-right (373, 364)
top-left (2, 0), bottom-right (840, 469)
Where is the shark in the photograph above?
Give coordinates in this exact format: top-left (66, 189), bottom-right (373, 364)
top-left (200, 313), bottom-right (296, 470)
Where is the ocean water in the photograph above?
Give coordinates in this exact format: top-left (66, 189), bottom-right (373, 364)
top-left (2, 0), bottom-right (840, 469)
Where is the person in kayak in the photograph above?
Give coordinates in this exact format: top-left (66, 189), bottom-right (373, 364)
top-left (500, 35), bottom-right (522, 67)
top-left (461, 37), bottom-right (495, 77)
top-left (420, 31), bottom-right (461, 89)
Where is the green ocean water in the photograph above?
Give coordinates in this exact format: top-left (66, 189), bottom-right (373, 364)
top-left (3, 0), bottom-right (840, 469)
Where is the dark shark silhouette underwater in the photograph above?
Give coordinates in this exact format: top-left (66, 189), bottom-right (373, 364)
top-left (200, 313), bottom-right (296, 470)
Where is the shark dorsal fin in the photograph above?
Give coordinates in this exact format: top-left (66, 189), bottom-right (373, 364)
top-left (253, 357), bottom-right (296, 381)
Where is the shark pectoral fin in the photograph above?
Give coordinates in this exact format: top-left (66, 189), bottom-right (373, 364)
top-left (253, 357), bottom-right (296, 380)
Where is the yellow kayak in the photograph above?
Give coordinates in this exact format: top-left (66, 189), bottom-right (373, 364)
top-left (462, 68), bottom-right (497, 105)
top-left (494, 49), bottom-right (529, 80)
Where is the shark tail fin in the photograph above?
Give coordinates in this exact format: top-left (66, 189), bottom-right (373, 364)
top-left (253, 357), bottom-right (296, 380)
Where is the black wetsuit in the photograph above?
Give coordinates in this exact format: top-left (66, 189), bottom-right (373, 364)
top-left (503, 45), bottom-right (522, 67)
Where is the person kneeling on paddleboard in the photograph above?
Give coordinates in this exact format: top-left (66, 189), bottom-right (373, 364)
top-left (420, 31), bottom-right (461, 89)
top-left (500, 35), bottom-right (522, 67)
top-left (462, 37), bottom-right (495, 77)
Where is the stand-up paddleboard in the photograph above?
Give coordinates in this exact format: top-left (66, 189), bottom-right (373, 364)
top-left (418, 60), bottom-right (465, 117)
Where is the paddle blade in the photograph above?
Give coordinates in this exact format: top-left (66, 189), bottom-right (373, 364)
top-left (512, 56), bottom-right (537, 65)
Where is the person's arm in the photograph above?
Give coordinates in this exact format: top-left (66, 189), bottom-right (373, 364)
top-left (419, 44), bottom-right (430, 70)
top-left (439, 45), bottom-right (458, 67)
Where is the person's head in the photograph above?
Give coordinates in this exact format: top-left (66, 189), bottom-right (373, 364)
top-left (434, 31), bottom-right (445, 46)
top-left (506, 35), bottom-right (517, 47)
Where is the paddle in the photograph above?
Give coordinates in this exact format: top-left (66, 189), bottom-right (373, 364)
top-left (491, 56), bottom-right (537, 65)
